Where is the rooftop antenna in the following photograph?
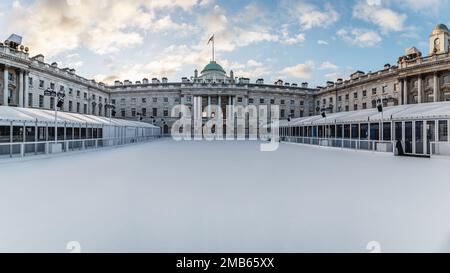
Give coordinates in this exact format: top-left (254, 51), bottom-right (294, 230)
top-left (207, 34), bottom-right (215, 62)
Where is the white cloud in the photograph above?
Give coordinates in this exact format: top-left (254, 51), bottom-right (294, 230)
top-left (279, 61), bottom-right (315, 80)
top-left (324, 66), bottom-right (354, 81)
top-left (317, 40), bottom-right (329, 45)
top-left (279, 24), bottom-right (306, 45)
top-left (353, 0), bottom-right (406, 32)
top-left (337, 28), bottom-right (382, 47)
top-left (319, 61), bottom-right (339, 70)
top-left (281, 33), bottom-right (306, 45)
top-left (247, 59), bottom-right (263, 67)
top-left (197, 5), bottom-right (278, 53)
top-left (12, 0), bottom-right (22, 9)
top-left (153, 15), bottom-right (198, 34)
top-left (293, 2), bottom-right (340, 30)
top-left (8, 0), bottom-right (202, 57)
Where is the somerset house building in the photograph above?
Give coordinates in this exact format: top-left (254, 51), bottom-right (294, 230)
top-left (1, 24), bottom-right (450, 138)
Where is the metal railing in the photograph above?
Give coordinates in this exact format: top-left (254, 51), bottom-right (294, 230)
top-left (280, 136), bottom-right (395, 153)
top-left (0, 136), bottom-right (160, 159)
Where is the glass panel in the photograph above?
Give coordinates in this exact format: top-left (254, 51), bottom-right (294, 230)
top-left (25, 127), bottom-right (36, 142)
top-left (351, 124), bottom-right (358, 139)
top-left (12, 126), bottom-right (24, 142)
top-left (426, 121), bottom-right (435, 155)
top-left (74, 128), bottom-right (80, 139)
top-left (318, 126), bottom-right (323, 138)
top-left (383, 122), bottom-right (391, 141)
top-left (359, 124), bottom-right (368, 140)
top-left (439, 120), bottom-right (448, 142)
top-left (330, 125), bottom-right (336, 138)
top-left (0, 126), bottom-right (11, 143)
top-left (405, 121), bottom-right (413, 154)
top-left (312, 126), bottom-right (318, 138)
top-left (48, 127), bottom-right (55, 141)
top-left (370, 123), bottom-right (379, 141)
top-left (66, 128), bottom-right (73, 140)
top-left (415, 121), bottom-right (424, 154)
top-left (57, 128), bottom-right (64, 140)
top-left (37, 127), bottom-right (46, 141)
top-left (395, 122), bottom-right (402, 141)
top-left (344, 124), bottom-right (350, 139)
top-left (337, 125), bottom-right (343, 138)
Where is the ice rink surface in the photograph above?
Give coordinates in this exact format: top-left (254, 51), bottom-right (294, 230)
top-left (1, 139), bottom-right (450, 253)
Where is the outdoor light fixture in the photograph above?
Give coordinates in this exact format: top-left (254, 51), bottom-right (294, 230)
top-left (105, 103), bottom-right (116, 123)
top-left (43, 87), bottom-right (65, 143)
top-left (376, 98), bottom-right (383, 113)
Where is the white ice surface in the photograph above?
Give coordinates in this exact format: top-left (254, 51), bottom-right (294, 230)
top-left (1, 139), bottom-right (450, 253)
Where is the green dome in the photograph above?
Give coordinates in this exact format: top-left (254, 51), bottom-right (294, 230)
top-left (201, 61), bottom-right (226, 74)
top-left (432, 24), bottom-right (450, 34)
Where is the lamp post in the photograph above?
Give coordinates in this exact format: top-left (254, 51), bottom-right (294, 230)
top-left (375, 96), bottom-right (397, 142)
top-left (105, 103), bottom-right (116, 124)
top-left (44, 88), bottom-right (65, 143)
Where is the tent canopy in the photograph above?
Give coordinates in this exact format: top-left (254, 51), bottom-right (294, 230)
top-left (0, 106), bottom-right (158, 128)
top-left (284, 101), bottom-right (450, 127)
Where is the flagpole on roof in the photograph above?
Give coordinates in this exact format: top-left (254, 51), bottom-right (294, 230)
top-left (208, 34), bottom-right (215, 62)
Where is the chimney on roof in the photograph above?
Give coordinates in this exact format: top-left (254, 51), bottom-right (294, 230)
top-left (32, 54), bottom-right (45, 62)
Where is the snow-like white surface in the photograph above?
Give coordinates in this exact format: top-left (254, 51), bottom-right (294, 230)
top-left (1, 139), bottom-right (450, 253)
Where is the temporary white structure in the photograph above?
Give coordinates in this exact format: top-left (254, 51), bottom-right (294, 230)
top-left (0, 106), bottom-right (160, 157)
top-left (0, 106), bottom-right (160, 140)
top-left (285, 101), bottom-right (450, 126)
top-left (278, 101), bottom-right (450, 157)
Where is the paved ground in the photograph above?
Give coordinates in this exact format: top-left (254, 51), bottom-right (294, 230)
top-left (1, 139), bottom-right (450, 252)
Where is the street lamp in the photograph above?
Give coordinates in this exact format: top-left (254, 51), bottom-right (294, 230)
top-left (44, 87), bottom-right (65, 143)
top-left (374, 96), bottom-right (397, 142)
top-left (105, 103), bottom-right (116, 123)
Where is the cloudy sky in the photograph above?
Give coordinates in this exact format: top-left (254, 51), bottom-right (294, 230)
top-left (0, 0), bottom-right (449, 87)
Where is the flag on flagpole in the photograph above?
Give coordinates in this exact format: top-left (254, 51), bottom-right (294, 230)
top-left (207, 34), bottom-right (214, 45)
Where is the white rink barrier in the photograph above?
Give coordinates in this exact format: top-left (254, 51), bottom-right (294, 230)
top-left (430, 142), bottom-right (450, 157)
top-left (280, 136), bottom-right (395, 153)
top-left (0, 136), bottom-right (159, 159)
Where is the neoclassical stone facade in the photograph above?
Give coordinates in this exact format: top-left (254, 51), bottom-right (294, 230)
top-left (0, 35), bottom-right (110, 117)
top-left (109, 61), bottom-right (314, 134)
top-left (314, 24), bottom-right (450, 115)
top-left (2, 24), bottom-right (450, 135)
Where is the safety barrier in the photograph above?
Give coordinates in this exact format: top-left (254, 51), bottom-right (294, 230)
top-left (0, 136), bottom-right (160, 159)
top-left (280, 136), bottom-right (395, 153)
top-left (430, 142), bottom-right (450, 157)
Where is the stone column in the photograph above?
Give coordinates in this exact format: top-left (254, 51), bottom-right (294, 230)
top-left (403, 78), bottom-right (408, 105)
top-left (207, 96), bottom-right (211, 117)
top-left (433, 73), bottom-right (439, 102)
top-left (218, 96), bottom-right (221, 119)
top-left (3, 66), bottom-right (8, 106)
top-left (19, 70), bottom-right (24, 107)
top-left (417, 75), bottom-right (422, 104)
top-left (24, 72), bottom-right (29, 108)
